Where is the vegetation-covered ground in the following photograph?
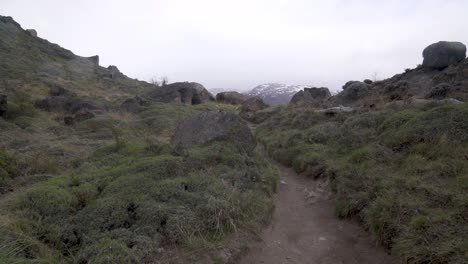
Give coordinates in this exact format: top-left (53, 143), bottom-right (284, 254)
top-left (0, 100), bottom-right (278, 263)
top-left (256, 102), bottom-right (468, 264)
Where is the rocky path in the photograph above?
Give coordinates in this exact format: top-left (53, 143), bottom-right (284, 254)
top-left (240, 124), bottom-right (396, 264)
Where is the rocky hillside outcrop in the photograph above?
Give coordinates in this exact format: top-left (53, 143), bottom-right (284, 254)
top-left (298, 41), bottom-right (468, 108)
top-left (171, 111), bottom-right (256, 152)
top-left (146, 82), bottom-right (215, 105)
top-left (290, 87), bottom-right (331, 104)
top-left (0, 15), bottom-right (154, 102)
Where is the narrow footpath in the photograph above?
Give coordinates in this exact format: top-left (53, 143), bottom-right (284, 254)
top-left (240, 124), bottom-right (396, 264)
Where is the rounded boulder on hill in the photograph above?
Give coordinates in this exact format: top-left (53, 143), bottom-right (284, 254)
top-left (241, 97), bottom-right (268, 112)
top-left (423, 41), bottom-right (466, 69)
top-left (146, 82), bottom-right (215, 105)
top-left (171, 111), bottom-right (256, 152)
top-left (340, 81), bottom-right (369, 102)
top-left (290, 87), bottom-right (331, 104)
top-left (216, 91), bottom-right (250, 105)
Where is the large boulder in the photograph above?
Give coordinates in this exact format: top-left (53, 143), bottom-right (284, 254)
top-left (35, 86), bottom-right (101, 114)
top-left (216, 91), bottom-right (250, 105)
top-left (340, 81), bottom-right (369, 102)
top-left (422, 41), bottom-right (466, 69)
top-left (290, 87), bottom-right (331, 104)
top-left (26, 29), bottom-right (37, 37)
top-left (0, 94), bottom-right (7, 116)
top-left (172, 111), bottom-right (256, 152)
top-left (240, 97), bottom-right (268, 112)
top-left (146, 82), bottom-right (215, 105)
top-left (119, 96), bottom-right (147, 113)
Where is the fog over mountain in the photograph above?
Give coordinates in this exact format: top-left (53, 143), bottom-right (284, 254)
top-left (3, 0), bottom-right (468, 91)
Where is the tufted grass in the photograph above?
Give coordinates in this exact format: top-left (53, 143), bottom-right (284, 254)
top-left (256, 103), bottom-right (468, 264)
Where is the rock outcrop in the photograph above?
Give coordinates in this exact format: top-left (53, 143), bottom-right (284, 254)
top-left (422, 41), bottom-right (466, 69)
top-left (119, 96), bottom-right (147, 113)
top-left (64, 109), bottom-right (95, 125)
top-left (216, 91), bottom-right (250, 105)
top-left (172, 111), bottom-right (256, 152)
top-left (35, 86), bottom-right (101, 116)
top-left (339, 81), bottom-right (369, 102)
top-left (290, 87), bottom-right (331, 104)
top-left (146, 82), bottom-right (215, 105)
top-left (26, 29), bottom-right (37, 37)
top-left (241, 97), bottom-right (268, 112)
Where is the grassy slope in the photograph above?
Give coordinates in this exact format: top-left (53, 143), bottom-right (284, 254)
top-left (0, 15), bottom-right (279, 263)
top-left (0, 99), bottom-right (279, 263)
top-left (256, 103), bottom-right (468, 264)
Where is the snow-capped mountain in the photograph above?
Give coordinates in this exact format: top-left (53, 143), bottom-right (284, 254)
top-left (245, 83), bottom-right (309, 105)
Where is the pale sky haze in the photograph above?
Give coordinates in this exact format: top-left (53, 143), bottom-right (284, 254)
top-left (2, 0), bottom-right (468, 91)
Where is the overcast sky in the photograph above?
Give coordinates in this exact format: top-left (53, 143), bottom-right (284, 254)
top-left (2, 0), bottom-right (468, 91)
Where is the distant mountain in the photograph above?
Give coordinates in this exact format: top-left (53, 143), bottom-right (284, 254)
top-left (245, 83), bottom-right (310, 105)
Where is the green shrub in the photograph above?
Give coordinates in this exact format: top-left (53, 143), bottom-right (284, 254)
top-left (17, 183), bottom-right (75, 221)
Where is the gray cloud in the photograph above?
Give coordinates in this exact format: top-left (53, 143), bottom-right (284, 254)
top-left (3, 0), bottom-right (468, 91)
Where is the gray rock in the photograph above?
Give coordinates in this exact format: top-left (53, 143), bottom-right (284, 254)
top-left (422, 41), bottom-right (466, 69)
top-left (341, 82), bottom-right (369, 101)
top-left (48, 85), bottom-right (75, 97)
top-left (317, 105), bottom-right (354, 114)
top-left (425, 83), bottom-right (452, 99)
top-left (342, 81), bottom-right (360, 90)
top-left (363, 79), bottom-right (373, 84)
top-left (290, 87), bottom-right (331, 104)
top-left (240, 97), bottom-right (268, 112)
top-left (64, 109), bottom-right (95, 125)
top-left (172, 111), bottom-right (256, 152)
top-left (119, 96), bottom-right (146, 113)
top-left (147, 82), bottom-right (214, 105)
top-left (88, 55), bottom-right (99, 66)
top-left (35, 94), bottom-right (100, 114)
top-left (26, 29), bottom-right (37, 37)
top-left (0, 94), bottom-right (7, 116)
top-left (216, 91), bottom-right (250, 105)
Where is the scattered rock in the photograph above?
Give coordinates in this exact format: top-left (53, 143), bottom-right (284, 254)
top-left (26, 29), bottom-right (37, 37)
top-left (422, 41), bottom-right (466, 69)
top-left (216, 91), bottom-right (250, 105)
top-left (35, 89), bottom-right (100, 114)
top-left (425, 83), bottom-right (452, 99)
top-left (290, 87), bottom-right (331, 104)
top-left (363, 79), bottom-right (373, 84)
top-left (147, 82), bottom-right (215, 105)
top-left (48, 85), bottom-right (75, 97)
top-left (171, 111), bottom-right (256, 152)
top-left (119, 96), bottom-right (146, 113)
top-left (0, 94), bottom-right (7, 116)
top-left (241, 97), bottom-right (268, 112)
top-left (64, 109), bottom-right (95, 125)
top-left (317, 105), bottom-right (354, 115)
top-left (107, 65), bottom-right (122, 79)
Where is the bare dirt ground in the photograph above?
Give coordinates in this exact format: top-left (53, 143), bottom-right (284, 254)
top-left (241, 125), bottom-right (396, 264)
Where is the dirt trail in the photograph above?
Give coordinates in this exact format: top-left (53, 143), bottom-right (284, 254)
top-left (240, 124), bottom-right (396, 264)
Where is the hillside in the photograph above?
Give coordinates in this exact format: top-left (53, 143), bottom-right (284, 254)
top-left (0, 15), bottom-right (278, 264)
top-left (252, 42), bottom-right (468, 263)
top-left (1, 13), bottom-right (468, 264)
